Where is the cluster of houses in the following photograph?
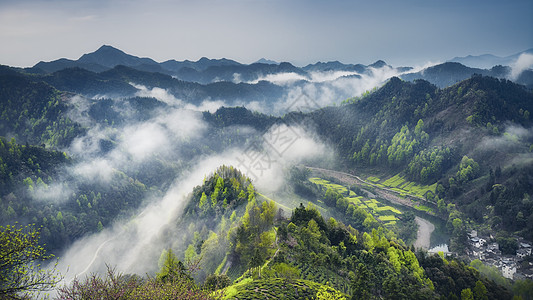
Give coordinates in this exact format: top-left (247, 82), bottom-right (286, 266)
top-left (466, 230), bottom-right (532, 280)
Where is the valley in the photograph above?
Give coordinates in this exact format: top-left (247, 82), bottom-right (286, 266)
top-left (304, 166), bottom-right (444, 250)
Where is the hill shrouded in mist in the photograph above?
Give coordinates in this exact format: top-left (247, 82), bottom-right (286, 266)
top-left (1, 47), bottom-right (533, 299)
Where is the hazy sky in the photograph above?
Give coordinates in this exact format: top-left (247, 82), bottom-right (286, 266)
top-left (0, 0), bottom-right (532, 67)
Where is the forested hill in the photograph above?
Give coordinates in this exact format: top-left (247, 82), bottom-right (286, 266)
top-left (0, 70), bottom-right (85, 147)
top-left (211, 75), bottom-right (533, 250)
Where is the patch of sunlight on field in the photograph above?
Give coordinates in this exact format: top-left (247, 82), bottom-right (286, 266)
top-left (346, 197), bottom-right (362, 205)
top-left (375, 206), bottom-right (402, 214)
top-left (310, 176), bottom-right (403, 225)
top-left (414, 205), bottom-right (433, 213)
top-left (367, 176), bottom-right (380, 182)
top-left (378, 215), bottom-right (398, 221)
top-left (382, 174), bottom-right (405, 188)
top-left (381, 174), bottom-right (437, 198)
top-left (310, 178), bottom-right (349, 195)
top-left (365, 201), bottom-right (378, 209)
top-left (309, 177), bottom-right (329, 185)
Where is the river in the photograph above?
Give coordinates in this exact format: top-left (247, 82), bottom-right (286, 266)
top-left (414, 216), bottom-right (434, 249)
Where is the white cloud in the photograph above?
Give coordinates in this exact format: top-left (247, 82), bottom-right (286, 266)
top-left (510, 53), bottom-right (533, 80)
top-left (122, 122), bottom-right (169, 160)
top-left (248, 72), bottom-right (308, 85)
top-left (51, 119), bottom-right (332, 283)
top-left (132, 83), bottom-right (183, 106)
top-left (477, 124), bottom-right (533, 152)
top-left (71, 158), bottom-right (115, 183)
top-left (30, 182), bottom-right (73, 204)
top-left (183, 100), bottom-right (226, 113)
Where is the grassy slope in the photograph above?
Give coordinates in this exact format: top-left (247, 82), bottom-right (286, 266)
top-left (219, 278), bottom-right (346, 300)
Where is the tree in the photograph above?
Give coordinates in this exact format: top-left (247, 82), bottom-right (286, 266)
top-left (461, 288), bottom-right (474, 300)
top-left (199, 192), bottom-right (208, 212)
top-left (56, 265), bottom-right (140, 300)
top-left (497, 237), bottom-right (518, 255)
top-left (473, 280), bottom-right (488, 300)
top-left (157, 249), bottom-right (191, 283)
top-left (203, 274), bottom-right (230, 291)
top-left (0, 224), bottom-right (62, 298)
top-left (272, 263), bottom-right (300, 281)
top-left (351, 263), bottom-right (373, 299)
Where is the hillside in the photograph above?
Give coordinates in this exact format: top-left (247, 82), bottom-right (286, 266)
top-left (0, 71), bottom-right (85, 147)
top-left (401, 62), bottom-right (533, 89)
top-left (51, 168), bottom-right (514, 299)
top-left (210, 75), bottom-right (533, 252)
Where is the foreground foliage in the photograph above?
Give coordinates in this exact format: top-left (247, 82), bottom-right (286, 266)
top-left (0, 224), bottom-right (62, 299)
top-left (57, 253), bottom-right (214, 300)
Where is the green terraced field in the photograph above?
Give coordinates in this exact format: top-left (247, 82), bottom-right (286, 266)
top-left (374, 206), bottom-right (402, 214)
top-left (375, 174), bottom-right (437, 198)
top-left (310, 177), bottom-right (402, 225)
top-left (309, 177), bottom-right (330, 185)
top-left (346, 196), bottom-right (363, 205)
top-left (400, 182), bottom-right (438, 198)
top-left (365, 200), bottom-right (378, 209)
top-left (378, 215), bottom-right (398, 221)
top-left (414, 205), bottom-right (433, 213)
top-left (309, 178), bottom-right (349, 195)
top-left (382, 174), bottom-right (405, 188)
top-left (367, 176), bottom-right (381, 182)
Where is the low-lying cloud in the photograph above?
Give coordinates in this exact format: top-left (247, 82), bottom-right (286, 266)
top-left (132, 83), bottom-right (183, 106)
top-left (477, 124), bottom-right (533, 153)
top-left (50, 111), bottom-right (333, 284)
top-left (510, 53), bottom-right (533, 80)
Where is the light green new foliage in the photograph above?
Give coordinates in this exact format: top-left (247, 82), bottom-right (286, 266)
top-left (199, 192), bottom-right (208, 210)
top-left (315, 284), bottom-right (347, 300)
top-left (0, 224), bottom-right (62, 298)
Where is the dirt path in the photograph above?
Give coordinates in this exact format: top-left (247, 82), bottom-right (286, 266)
top-left (304, 166), bottom-right (436, 249)
top-left (414, 216), bottom-right (435, 250)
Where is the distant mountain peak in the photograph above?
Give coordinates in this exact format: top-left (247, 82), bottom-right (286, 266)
top-left (78, 45), bottom-right (157, 68)
top-left (97, 44), bottom-right (120, 51)
top-left (81, 45), bottom-right (127, 58)
top-left (254, 58), bottom-right (278, 65)
top-left (369, 60), bottom-right (388, 68)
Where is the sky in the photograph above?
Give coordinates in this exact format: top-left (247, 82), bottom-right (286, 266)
top-left (0, 0), bottom-right (532, 67)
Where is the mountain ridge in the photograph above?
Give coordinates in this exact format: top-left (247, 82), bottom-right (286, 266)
top-left (22, 45), bottom-right (533, 90)
top-left (448, 48), bottom-right (533, 69)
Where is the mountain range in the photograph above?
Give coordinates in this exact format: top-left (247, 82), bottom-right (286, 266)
top-left (448, 48), bottom-right (533, 69)
top-left (21, 45), bottom-right (533, 90)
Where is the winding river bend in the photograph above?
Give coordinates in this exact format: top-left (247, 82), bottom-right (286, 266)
top-left (414, 216), bottom-right (435, 249)
top-left (304, 166), bottom-right (448, 250)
